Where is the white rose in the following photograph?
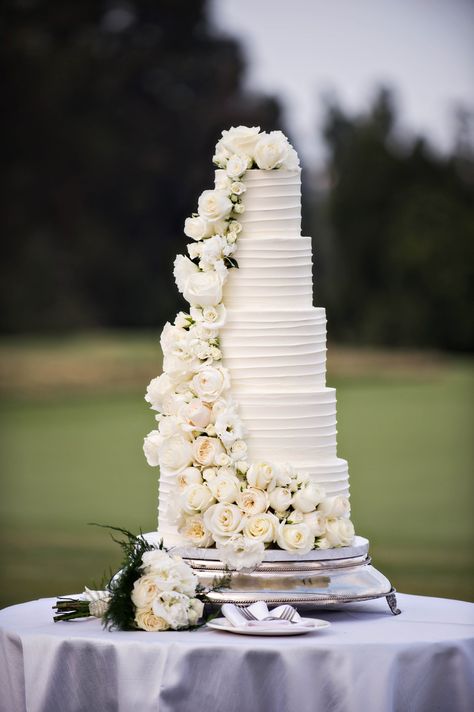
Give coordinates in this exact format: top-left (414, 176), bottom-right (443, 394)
top-left (208, 473), bottom-right (241, 503)
top-left (145, 374), bottom-right (174, 412)
top-left (324, 517), bottom-right (355, 547)
top-left (190, 304), bottom-right (227, 329)
top-left (217, 465), bottom-right (235, 477)
top-left (230, 439), bottom-right (247, 461)
top-left (243, 512), bottom-right (279, 543)
top-left (192, 436), bottom-right (224, 466)
top-left (239, 487), bottom-right (269, 515)
top-left (135, 607), bottom-right (169, 632)
top-left (286, 509), bottom-right (304, 524)
top-left (202, 466), bottom-right (218, 482)
top-left (235, 460), bottom-right (249, 475)
top-left (303, 511), bottom-right (327, 537)
top-left (214, 172), bottom-right (232, 191)
top-left (268, 486), bottom-right (292, 512)
top-left (152, 591), bottom-right (191, 630)
top-left (216, 535), bottom-right (265, 571)
top-left (283, 145), bottom-right (300, 170)
top-left (192, 365), bottom-right (230, 401)
top-left (216, 452), bottom-right (232, 467)
top-left (187, 242), bottom-right (202, 260)
top-left (140, 549), bottom-right (171, 573)
top-left (200, 234), bottom-right (226, 265)
top-left (220, 125), bottom-right (261, 156)
top-left (198, 190), bottom-right (233, 223)
top-left (162, 351), bottom-right (199, 379)
top-left (181, 483), bottom-right (215, 514)
top-left (161, 392), bottom-right (188, 417)
top-left (131, 574), bottom-right (162, 609)
top-left (296, 471), bottom-right (311, 487)
top-left (316, 537), bottom-right (331, 550)
top-left (179, 514), bottom-right (214, 547)
top-left (140, 555), bottom-right (185, 593)
top-left (274, 463), bottom-right (294, 487)
top-left (293, 483), bottom-right (326, 513)
top-left (225, 154), bottom-right (250, 178)
top-left (212, 258), bottom-right (227, 282)
top-left (230, 181), bottom-right (246, 195)
top-left (276, 522), bottom-right (314, 553)
top-left (215, 408), bottom-right (244, 447)
top-left (246, 461), bottom-right (279, 491)
top-left (213, 150), bottom-right (230, 169)
top-left (180, 399), bottom-right (211, 429)
top-left (227, 219), bottom-right (242, 235)
top-left (318, 495), bottom-right (351, 518)
top-left (190, 323), bottom-right (218, 342)
top-left (173, 254), bottom-right (198, 293)
top-left (182, 269), bottom-right (223, 307)
top-left (203, 502), bottom-right (244, 542)
top-left (175, 311), bottom-right (191, 328)
top-left (233, 202), bottom-right (245, 214)
top-left (160, 321), bottom-right (186, 355)
top-left (143, 429), bottom-right (162, 467)
top-left (177, 467), bottom-right (203, 492)
top-left (159, 434), bottom-right (194, 475)
top-left (187, 598), bottom-right (205, 626)
top-left (169, 556), bottom-right (199, 596)
top-left (184, 215), bottom-right (213, 241)
top-left (158, 415), bottom-right (187, 438)
top-left (254, 130), bottom-right (290, 170)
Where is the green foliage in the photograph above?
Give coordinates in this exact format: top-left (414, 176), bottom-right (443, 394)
top-left (317, 88), bottom-right (474, 351)
top-left (92, 524), bottom-right (158, 631)
top-left (1, 0), bottom-right (282, 334)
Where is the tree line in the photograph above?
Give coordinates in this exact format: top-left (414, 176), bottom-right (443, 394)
top-left (2, 0), bottom-right (473, 350)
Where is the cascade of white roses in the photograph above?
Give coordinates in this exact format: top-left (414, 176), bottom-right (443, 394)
top-left (144, 126), bottom-right (355, 570)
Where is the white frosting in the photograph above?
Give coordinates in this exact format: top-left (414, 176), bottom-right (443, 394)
top-left (158, 164), bottom-right (350, 544)
top-left (216, 168), bottom-right (301, 237)
top-left (219, 165), bottom-right (350, 499)
top-left (220, 309), bottom-right (327, 392)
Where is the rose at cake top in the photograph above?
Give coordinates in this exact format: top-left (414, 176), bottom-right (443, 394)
top-left (197, 189), bottom-right (233, 223)
top-left (213, 125), bottom-right (300, 172)
top-left (218, 125), bottom-right (261, 157)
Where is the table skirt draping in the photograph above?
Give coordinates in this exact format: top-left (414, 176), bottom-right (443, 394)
top-left (0, 593), bottom-right (473, 712)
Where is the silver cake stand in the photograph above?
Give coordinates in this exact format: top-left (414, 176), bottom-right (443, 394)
top-left (161, 536), bottom-right (400, 615)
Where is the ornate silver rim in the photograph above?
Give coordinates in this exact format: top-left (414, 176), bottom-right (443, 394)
top-left (185, 553), bottom-right (371, 573)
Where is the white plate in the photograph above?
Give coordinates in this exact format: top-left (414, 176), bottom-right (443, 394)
top-left (206, 617), bottom-right (331, 636)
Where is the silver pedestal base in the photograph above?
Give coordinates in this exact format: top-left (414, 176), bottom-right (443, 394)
top-left (170, 536), bottom-right (400, 615)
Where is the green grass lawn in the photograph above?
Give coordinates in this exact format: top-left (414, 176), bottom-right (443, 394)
top-left (0, 335), bottom-right (473, 608)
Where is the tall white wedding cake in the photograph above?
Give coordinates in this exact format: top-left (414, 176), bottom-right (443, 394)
top-left (144, 126), bottom-right (355, 570)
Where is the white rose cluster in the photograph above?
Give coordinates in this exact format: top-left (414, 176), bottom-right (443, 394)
top-left (131, 549), bottom-right (204, 631)
top-left (212, 125), bottom-right (300, 172)
top-left (143, 126), bottom-right (355, 570)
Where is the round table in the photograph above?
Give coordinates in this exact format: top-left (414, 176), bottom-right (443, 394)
top-left (1, 593), bottom-right (473, 712)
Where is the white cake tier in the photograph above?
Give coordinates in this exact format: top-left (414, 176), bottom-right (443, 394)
top-left (223, 236), bottom-right (313, 310)
top-left (220, 308), bottom-right (327, 392)
top-left (216, 168), bottom-right (301, 237)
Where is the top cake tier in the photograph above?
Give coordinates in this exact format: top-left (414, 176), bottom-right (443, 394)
top-left (215, 168), bottom-right (302, 238)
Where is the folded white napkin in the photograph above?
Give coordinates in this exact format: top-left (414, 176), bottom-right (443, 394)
top-left (221, 601), bottom-right (303, 628)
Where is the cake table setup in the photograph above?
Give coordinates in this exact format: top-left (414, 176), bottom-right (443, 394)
top-left (1, 126), bottom-right (473, 712)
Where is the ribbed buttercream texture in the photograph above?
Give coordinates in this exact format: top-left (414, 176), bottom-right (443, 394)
top-left (158, 168), bottom-right (349, 543)
top-left (219, 168), bottom-right (350, 496)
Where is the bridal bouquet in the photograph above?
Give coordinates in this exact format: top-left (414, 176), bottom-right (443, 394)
top-left (53, 527), bottom-right (227, 632)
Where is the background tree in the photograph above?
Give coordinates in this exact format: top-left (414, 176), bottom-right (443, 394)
top-left (317, 88), bottom-right (474, 351)
top-left (1, 0), bottom-right (282, 332)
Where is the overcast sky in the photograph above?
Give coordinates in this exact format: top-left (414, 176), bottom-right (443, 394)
top-left (210, 0), bottom-right (474, 165)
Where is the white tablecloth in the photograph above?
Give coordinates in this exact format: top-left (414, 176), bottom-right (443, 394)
top-left (0, 593), bottom-right (473, 712)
